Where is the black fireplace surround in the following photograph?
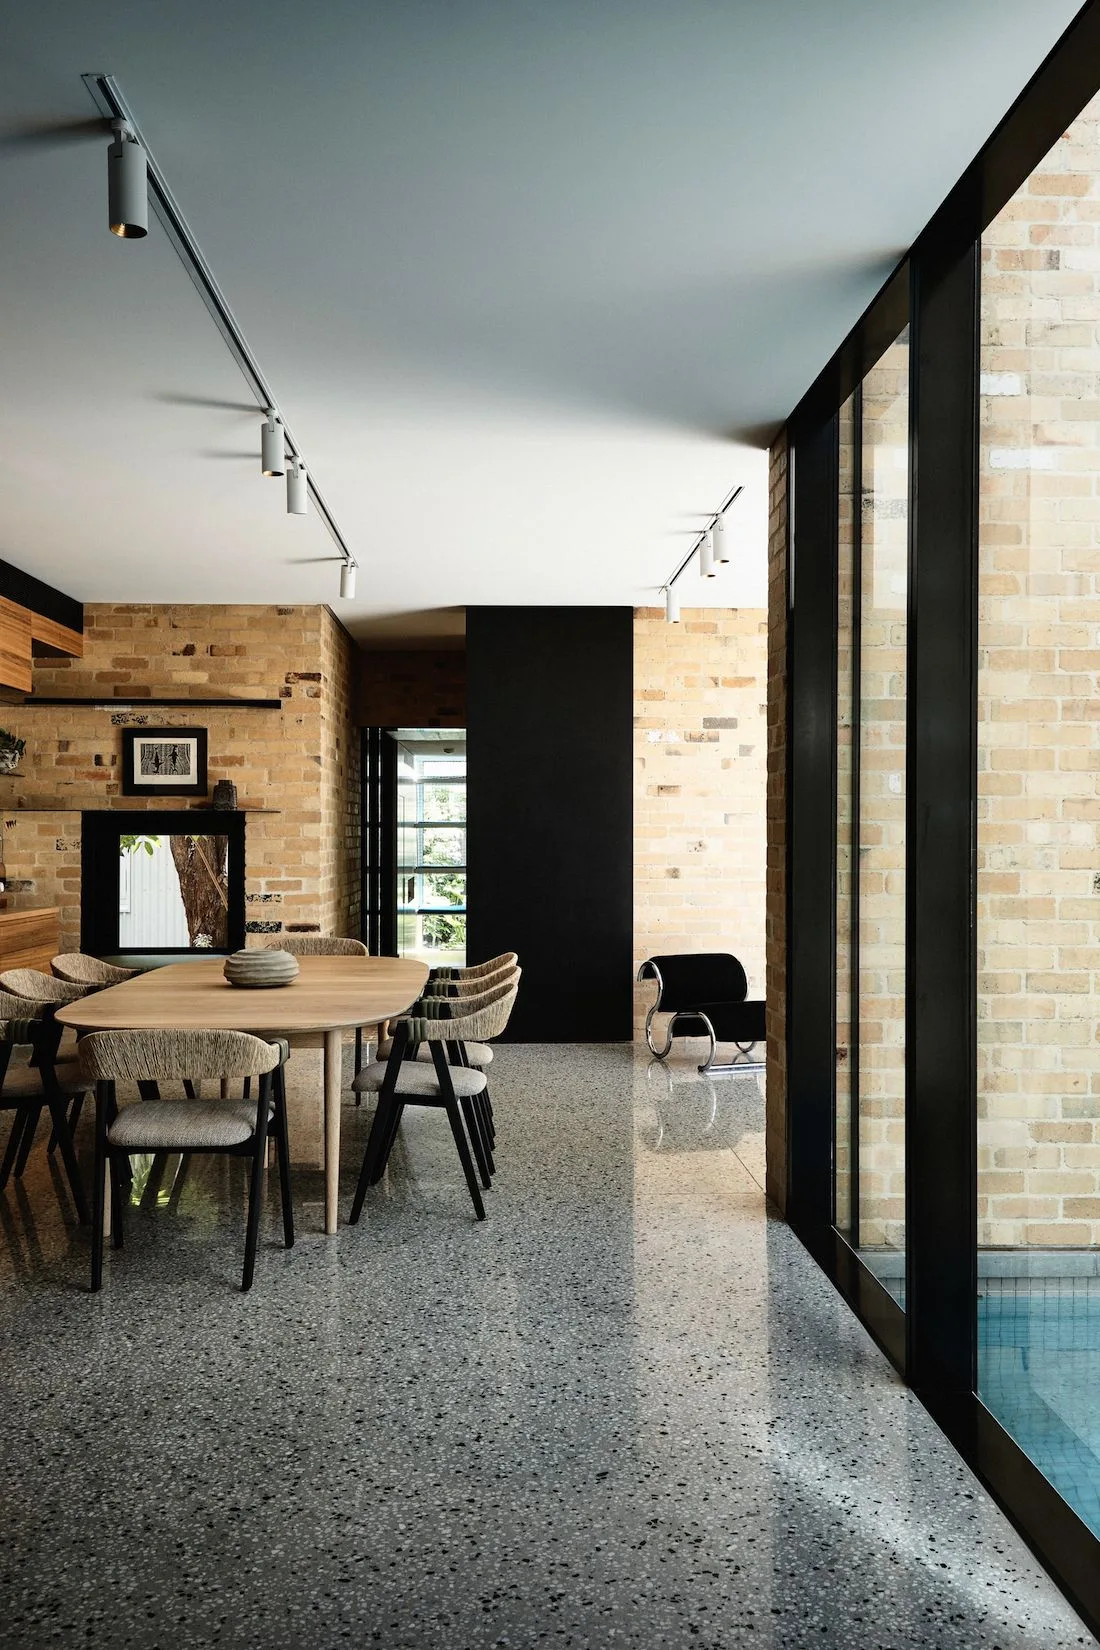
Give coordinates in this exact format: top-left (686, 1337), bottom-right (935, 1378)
top-left (80, 809), bottom-right (246, 960)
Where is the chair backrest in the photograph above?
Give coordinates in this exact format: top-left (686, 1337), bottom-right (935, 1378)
top-left (268, 936), bottom-right (368, 957)
top-left (636, 953), bottom-right (748, 1011)
top-left (51, 953), bottom-right (138, 987)
top-left (79, 1028), bottom-right (281, 1083)
top-left (0, 969), bottom-right (90, 1005)
top-left (422, 963), bottom-right (516, 999)
top-left (403, 971), bottom-right (520, 1044)
top-left (432, 951), bottom-right (518, 982)
top-left (0, 990), bottom-right (49, 1046)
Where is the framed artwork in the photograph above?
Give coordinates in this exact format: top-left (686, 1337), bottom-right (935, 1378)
top-left (121, 727), bottom-right (209, 797)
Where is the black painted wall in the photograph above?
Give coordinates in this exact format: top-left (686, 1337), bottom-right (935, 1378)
top-left (466, 606), bottom-right (633, 1041)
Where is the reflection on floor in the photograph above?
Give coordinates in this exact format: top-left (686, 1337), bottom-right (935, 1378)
top-left (0, 1046), bottom-right (1093, 1649)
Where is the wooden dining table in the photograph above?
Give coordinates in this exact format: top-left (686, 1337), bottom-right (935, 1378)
top-left (56, 954), bottom-right (429, 1234)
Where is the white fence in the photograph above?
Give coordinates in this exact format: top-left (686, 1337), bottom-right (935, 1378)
top-left (118, 837), bottom-right (189, 948)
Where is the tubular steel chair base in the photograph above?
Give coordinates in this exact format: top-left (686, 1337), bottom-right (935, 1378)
top-left (639, 954), bottom-right (765, 1078)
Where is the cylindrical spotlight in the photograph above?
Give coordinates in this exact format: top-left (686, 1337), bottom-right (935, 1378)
top-left (286, 457), bottom-right (308, 515)
top-left (713, 514), bottom-right (730, 564)
top-left (261, 410), bottom-right (285, 477)
top-left (340, 562), bottom-right (358, 600)
top-left (107, 122), bottom-right (148, 239)
top-left (665, 584), bottom-right (680, 624)
top-left (698, 528), bottom-right (716, 578)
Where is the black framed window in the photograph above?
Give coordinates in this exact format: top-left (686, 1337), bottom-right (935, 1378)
top-left (781, 1), bottom-right (1100, 1629)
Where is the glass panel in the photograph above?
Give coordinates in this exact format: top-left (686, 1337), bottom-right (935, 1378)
top-left (118, 831), bottom-right (229, 951)
top-left (836, 391), bottom-right (857, 1236)
top-left (977, 91), bottom-right (1100, 1536)
top-left (392, 731), bottom-right (467, 967)
top-left (856, 328), bottom-right (909, 1303)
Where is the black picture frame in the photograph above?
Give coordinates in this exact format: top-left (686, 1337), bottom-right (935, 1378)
top-left (121, 727), bottom-right (208, 797)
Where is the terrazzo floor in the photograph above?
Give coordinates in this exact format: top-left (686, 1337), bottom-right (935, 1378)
top-left (0, 1043), bottom-right (1095, 1649)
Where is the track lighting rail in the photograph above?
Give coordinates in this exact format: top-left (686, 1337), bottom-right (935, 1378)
top-left (82, 72), bottom-right (357, 583)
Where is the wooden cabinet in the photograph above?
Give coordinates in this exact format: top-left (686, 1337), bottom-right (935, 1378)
top-left (0, 907), bottom-right (60, 975)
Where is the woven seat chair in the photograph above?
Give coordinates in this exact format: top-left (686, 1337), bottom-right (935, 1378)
top-left (265, 935), bottom-right (370, 1075)
top-left (377, 961), bottom-right (518, 1071)
top-left (0, 969), bottom-right (90, 1006)
top-left (51, 953), bottom-right (139, 988)
top-left (267, 935), bottom-right (368, 957)
top-left (80, 1028), bottom-right (294, 1292)
top-left (0, 991), bottom-right (89, 1222)
top-left (350, 976), bottom-right (519, 1223)
top-left (429, 951), bottom-right (517, 984)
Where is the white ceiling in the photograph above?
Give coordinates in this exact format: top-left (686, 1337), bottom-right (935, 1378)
top-left (0, 0), bottom-right (1084, 639)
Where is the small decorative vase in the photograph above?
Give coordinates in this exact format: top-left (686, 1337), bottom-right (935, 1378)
top-left (0, 749), bottom-right (21, 775)
top-left (223, 949), bottom-right (299, 989)
top-left (212, 779), bottom-right (238, 810)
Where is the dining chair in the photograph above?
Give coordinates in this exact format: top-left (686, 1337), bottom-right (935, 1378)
top-left (0, 969), bottom-right (90, 1006)
top-left (349, 975), bottom-right (520, 1223)
top-left (428, 951), bottom-right (517, 984)
top-left (51, 953), bottom-right (139, 988)
top-left (80, 1028), bottom-right (294, 1292)
top-left (0, 991), bottom-right (90, 1222)
top-left (265, 935), bottom-right (370, 1074)
top-left (377, 960), bottom-right (517, 1067)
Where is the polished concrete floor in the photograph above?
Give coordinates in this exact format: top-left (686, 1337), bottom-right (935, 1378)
top-left (0, 1045), bottom-right (1094, 1649)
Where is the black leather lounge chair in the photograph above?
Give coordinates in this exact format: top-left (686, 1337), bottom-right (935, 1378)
top-left (637, 952), bottom-right (766, 1075)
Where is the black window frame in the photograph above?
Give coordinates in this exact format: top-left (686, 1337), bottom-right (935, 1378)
top-left (782, 1), bottom-right (1100, 1630)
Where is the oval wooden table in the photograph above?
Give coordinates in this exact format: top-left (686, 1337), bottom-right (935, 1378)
top-left (56, 955), bottom-right (429, 1234)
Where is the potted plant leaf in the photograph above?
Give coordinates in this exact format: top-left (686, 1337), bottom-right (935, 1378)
top-left (0, 730), bottom-right (25, 776)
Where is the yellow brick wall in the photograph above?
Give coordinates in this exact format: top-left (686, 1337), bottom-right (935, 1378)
top-left (977, 90), bottom-right (1100, 1247)
top-left (633, 605), bottom-right (768, 1038)
top-left (0, 603), bottom-right (360, 949)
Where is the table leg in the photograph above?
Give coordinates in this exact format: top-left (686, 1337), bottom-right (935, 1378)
top-left (323, 1028), bottom-right (341, 1234)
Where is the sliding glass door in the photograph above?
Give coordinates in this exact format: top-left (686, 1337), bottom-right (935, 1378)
top-left (834, 332), bottom-right (910, 1306)
top-left (976, 86), bottom-right (1100, 1540)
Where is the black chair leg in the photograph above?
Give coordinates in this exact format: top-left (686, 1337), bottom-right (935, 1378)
top-left (90, 1083), bottom-right (109, 1292)
top-left (474, 1094), bottom-right (495, 1175)
top-left (46, 1094), bottom-right (91, 1224)
top-left (354, 1026), bottom-right (363, 1081)
top-left (460, 1095), bottom-right (493, 1189)
top-left (369, 1095), bottom-right (406, 1186)
top-left (48, 1094), bottom-right (86, 1159)
top-left (108, 1150), bottom-right (125, 1248)
top-left (0, 1106), bottom-right (30, 1190)
top-left (241, 1075), bottom-right (273, 1291)
top-left (443, 1095), bottom-right (485, 1221)
top-left (274, 1066), bottom-right (294, 1249)
top-left (13, 1104), bottom-right (42, 1177)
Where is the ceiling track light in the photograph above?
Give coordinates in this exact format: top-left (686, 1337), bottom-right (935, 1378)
top-left (658, 482), bottom-right (745, 622)
top-left (286, 457), bottom-right (308, 515)
top-left (339, 561), bottom-right (358, 601)
top-left (107, 119), bottom-right (147, 238)
top-left (261, 410), bottom-right (285, 478)
top-left (83, 72), bottom-right (358, 576)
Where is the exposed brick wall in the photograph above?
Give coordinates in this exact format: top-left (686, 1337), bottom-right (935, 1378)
top-left (0, 604), bottom-right (361, 949)
top-left (854, 336), bottom-right (910, 1250)
top-left (354, 649), bottom-right (465, 727)
top-left (319, 609), bottom-right (361, 938)
top-left (977, 90), bottom-right (1100, 1247)
top-left (765, 433), bottom-right (788, 1214)
top-left (633, 606), bottom-right (767, 1035)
